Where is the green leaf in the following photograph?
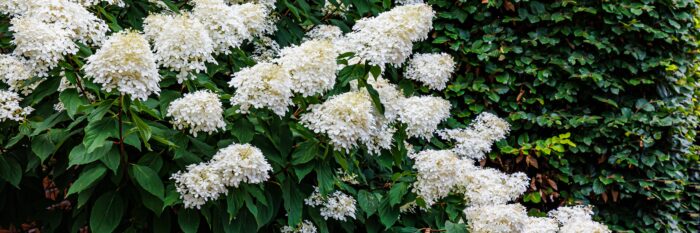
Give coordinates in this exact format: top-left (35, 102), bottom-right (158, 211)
top-left (232, 118), bottom-right (255, 143)
top-left (32, 134), bottom-right (56, 162)
top-left (100, 147), bottom-right (121, 174)
top-left (69, 141), bottom-right (112, 167)
top-left (378, 198), bottom-right (399, 229)
top-left (66, 165), bottom-right (107, 196)
top-left (131, 164), bottom-right (164, 200)
top-left (83, 117), bottom-right (118, 153)
top-left (291, 141), bottom-right (319, 165)
top-left (0, 155), bottom-right (22, 187)
top-left (445, 221), bottom-right (468, 233)
top-left (60, 89), bottom-right (88, 118)
top-left (130, 111), bottom-right (152, 142)
top-left (178, 209), bottom-right (200, 233)
top-left (388, 182), bottom-right (408, 206)
top-left (365, 83), bottom-right (385, 115)
top-left (641, 153), bottom-right (656, 167)
top-left (282, 179), bottom-right (303, 226)
top-left (90, 192), bottom-right (125, 233)
top-left (357, 190), bottom-right (379, 217)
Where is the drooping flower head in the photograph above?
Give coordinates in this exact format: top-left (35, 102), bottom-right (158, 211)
top-left (230, 3), bottom-right (276, 38)
top-left (461, 167), bottom-right (529, 205)
top-left (166, 90), bottom-right (226, 136)
top-left (143, 13), bottom-right (216, 82)
top-left (228, 62), bottom-right (293, 116)
top-left (276, 39), bottom-right (339, 97)
top-left (0, 90), bottom-right (34, 122)
top-left (83, 30), bottom-right (161, 101)
top-left (10, 16), bottom-right (78, 77)
top-left (404, 53), bottom-right (455, 90)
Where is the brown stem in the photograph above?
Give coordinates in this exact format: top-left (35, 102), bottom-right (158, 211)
top-left (73, 74), bottom-right (93, 103)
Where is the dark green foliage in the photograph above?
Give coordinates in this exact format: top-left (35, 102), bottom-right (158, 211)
top-left (424, 0), bottom-right (700, 232)
top-left (0, 0), bottom-right (698, 232)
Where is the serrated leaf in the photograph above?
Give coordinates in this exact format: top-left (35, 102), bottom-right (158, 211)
top-left (83, 118), bottom-right (118, 153)
top-left (178, 209), bottom-right (200, 233)
top-left (0, 156), bottom-right (22, 187)
top-left (291, 141), bottom-right (319, 165)
top-left (358, 190), bottom-right (379, 217)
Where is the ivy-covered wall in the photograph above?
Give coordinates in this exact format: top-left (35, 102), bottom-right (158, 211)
top-left (420, 0), bottom-right (699, 231)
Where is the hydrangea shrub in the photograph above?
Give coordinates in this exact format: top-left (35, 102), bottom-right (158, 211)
top-left (0, 0), bottom-right (695, 233)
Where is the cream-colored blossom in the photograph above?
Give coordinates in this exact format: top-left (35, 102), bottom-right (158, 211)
top-left (276, 39), bottom-right (339, 97)
top-left (10, 16), bottom-right (78, 77)
top-left (167, 90), bottom-right (226, 136)
top-left (229, 62), bottom-right (293, 116)
top-left (404, 53), bottom-right (455, 90)
top-left (143, 13), bottom-right (216, 82)
top-left (83, 31), bottom-right (161, 101)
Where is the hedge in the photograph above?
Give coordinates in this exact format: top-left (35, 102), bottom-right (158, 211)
top-left (0, 0), bottom-right (699, 233)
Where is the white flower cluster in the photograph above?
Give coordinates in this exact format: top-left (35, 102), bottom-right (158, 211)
top-left (0, 55), bottom-right (38, 95)
top-left (300, 91), bottom-right (393, 154)
top-left (408, 150), bottom-right (469, 205)
top-left (408, 113), bottom-right (527, 206)
top-left (4, 0), bottom-right (108, 77)
top-left (280, 220), bottom-right (317, 233)
top-left (84, 31), bottom-right (161, 101)
top-left (191, 0), bottom-right (247, 54)
top-left (396, 96), bottom-right (451, 139)
top-left (549, 206), bottom-right (611, 233)
top-left (144, 13), bottom-right (216, 82)
top-left (229, 62), bottom-right (293, 116)
top-left (338, 4), bottom-right (434, 67)
top-left (404, 53), bottom-right (456, 90)
top-left (22, 0), bottom-right (109, 45)
top-left (10, 17), bottom-right (78, 77)
top-left (166, 90), bottom-right (226, 136)
top-left (0, 90), bottom-right (33, 122)
top-left (276, 39), bottom-right (339, 97)
top-left (171, 143), bottom-right (272, 209)
top-left (438, 112), bottom-right (510, 160)
top-left (304, 187), bottom-right (357, 221)
top-left (73, 0), bottom-right (125, 7)
top-left (464, 204), bottom-right (610, 233)
top-left (305, 25), bottom-right (343, 42)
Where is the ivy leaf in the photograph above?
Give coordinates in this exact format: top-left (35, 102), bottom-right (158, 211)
top-left (90, 192), bottom-right (125, 233)
top-left (66, 165), bottom-right (107, 196)
top-left (131, 164), bottom-right (164, 200)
